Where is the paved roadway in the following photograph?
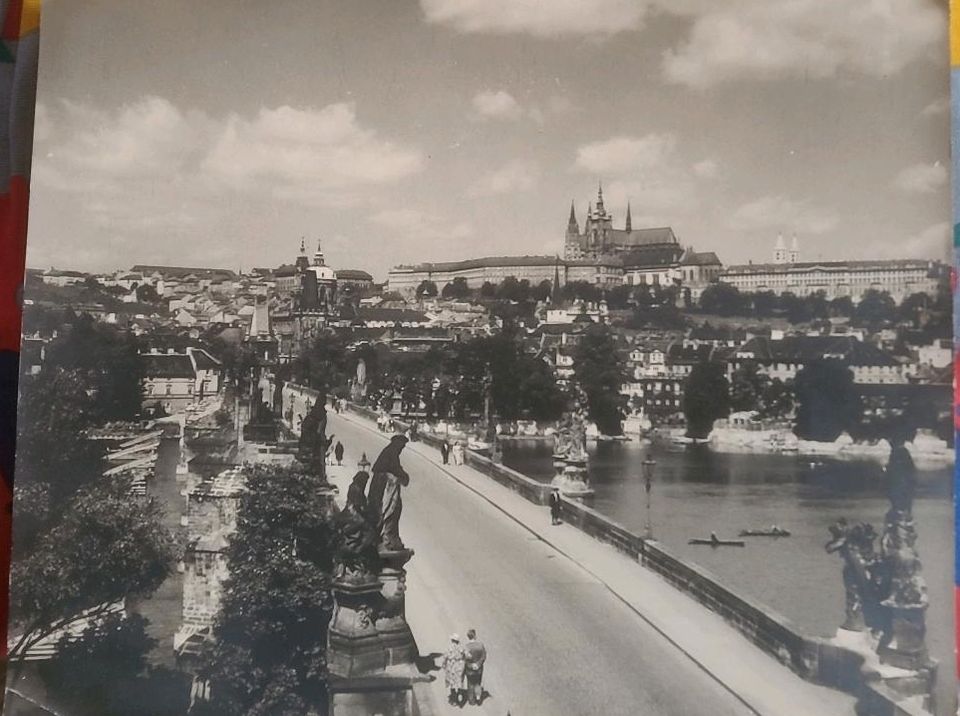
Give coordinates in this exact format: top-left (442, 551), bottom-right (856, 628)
top-left (329, 413), bottom-right (757, 716)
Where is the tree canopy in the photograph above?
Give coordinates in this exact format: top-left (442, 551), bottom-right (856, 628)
top-left (793, 360), bottom-right (862, 441)
top-left (198, 464), bottom-right (335, 715)
top-left (682, 362), bottom-right (730, 438)
top-left (572, 325), bottom-right (627, 435)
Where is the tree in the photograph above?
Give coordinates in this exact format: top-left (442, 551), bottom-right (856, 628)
top-left (751, 291), bottom-right (778, 318)
top-left (852, 290), bottom-right (896, 328)
top-left (479, 281), bottom-right (496, 298)
top-left (829, 295), bottom-right (854, 317)
top-left (898, 292), bottom-right (929, 327)
top-left (572, 325), bottom-right (627, 435)
top-left (441, 277), bottom-right (470, 300)
top-left (560, 280), bottom-right (600, 304)
top-left (9, 477), bottom-right (176, 674)
top-left (515, 355), bottom-right (566, 422)
top-left (44, 318), bottom-right (143, 421)
top-left (199, 464), bottom-right (334, 715)
top-left (699, 283), bottom-right (747, 317)
top-left (496, 276), bottom-right (527, 302)
top-left (529, 279), bottom-right (551, 303)
top-left (415, 280), bottom-right (438, 299)
top-left (14, 370), bottom-right (106, 525)
top-left (682, 362), bottom-right (730, 438)
top-left (758, 378), bottom-right (794, 420)
top-left (605, 285), bottom-right (633, 309)
top-left (793, 360), bottom-right (861, 441)
top-left (292, 332), bottom-right (349, 395)
top-left (135, 284), bottom-right (161, 303)
top-left (729, 360), bottom-right (768, 413)
top-left (37, 613), bottom-right (189, 716)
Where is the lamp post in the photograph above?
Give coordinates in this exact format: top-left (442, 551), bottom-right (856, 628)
top-left (642, 458), bottom-right (656, 540)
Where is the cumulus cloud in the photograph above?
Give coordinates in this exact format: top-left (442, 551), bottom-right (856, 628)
top-left (420, 0), bottom-right (648, 38)
top-left (893, 161), bottom-right (947, 194)
top-left (34, 96), bottom-right (425, 226)
top-left (467, 159), bottom-right (539, 197)
top-left (897, 221), bottom-right (951, 259)
top-left (369, 208), bottom-right (474, 241)
top-left (574, 134), bottom-right (677, 175)
top-left (729, 195), bottom-right (838, 235)
top-left (471, 90), bottom-right (523, 120)
top-left (661, 0), bottom-right (944, 89)
top-left (573, 133), bottom-right (698, 215)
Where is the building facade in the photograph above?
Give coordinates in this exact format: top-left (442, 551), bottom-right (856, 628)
top-left (721, 237), bottom-right (944, 302)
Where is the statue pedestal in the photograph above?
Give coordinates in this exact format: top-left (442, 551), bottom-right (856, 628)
top-left (376, 548), bottom-right (416, 668)
top-left (327, 578), bottom-right (387, 678)
top-left (327, 551), bottom-right (427, 716)
top-left (878, 603), bottom-right (930, 671)
top-left (551, 459), bottom-right (594, 497)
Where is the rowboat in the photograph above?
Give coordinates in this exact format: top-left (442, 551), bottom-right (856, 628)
top-left (688, 533), bottom-right (746, 547)
top-left (739, 526), bottom-right (791, 537)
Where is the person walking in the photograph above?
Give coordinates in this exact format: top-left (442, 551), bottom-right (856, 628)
top-left (440, 440), bottom-right (450, 465)
top-left (441, 633), bottom-right (466, 706)
top-left (452, 440), bottom-right (464, 466)
top-left (334, 440), bottom-right (344, 466)
top-left (462, 628), bottom-right (486, 706)
top-left (549, 487), bottom-right (562, 525)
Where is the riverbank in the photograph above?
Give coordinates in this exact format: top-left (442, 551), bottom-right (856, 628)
top-left (652, 426), bottom-right (954, 470)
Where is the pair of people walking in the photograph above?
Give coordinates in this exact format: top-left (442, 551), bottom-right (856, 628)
top-left (440, 440), bottom-right (465, 466)
top-left (442, 629), bottom-right (486, 707)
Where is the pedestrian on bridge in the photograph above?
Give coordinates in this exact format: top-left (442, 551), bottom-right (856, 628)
top-left (549, 487), bottom-right (562, 525)
top-left (440, 440), bottom-right (450, 465)
top-left (452, 440), bottom-right (465, 466)
top-left (441, 633), bottom-right (466, 706)
top-left (463, 628), bottom-right (487, 706)
top-left (334, 440), bottom-right (344, 466)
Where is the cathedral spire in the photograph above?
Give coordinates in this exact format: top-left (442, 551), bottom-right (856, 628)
top-left (596, 181), bottom-right (605, 212)
top-left (567, 200), bottom-right (578, 231)
top-left (625, 202), bottom-right (632, 232)
top-left (299, 237), bottom-right (306, 255)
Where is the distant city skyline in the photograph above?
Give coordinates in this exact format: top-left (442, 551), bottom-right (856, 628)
top-left (26, 0), bottom-right (951, 281)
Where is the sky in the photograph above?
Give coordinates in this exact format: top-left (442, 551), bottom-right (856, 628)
top-left (26, 0), bottom-right (951, 280)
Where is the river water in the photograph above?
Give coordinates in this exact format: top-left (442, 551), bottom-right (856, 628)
top-left (501, 439), bottom-right (955, 713)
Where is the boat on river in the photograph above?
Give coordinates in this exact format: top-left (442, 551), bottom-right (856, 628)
top-left (739, 525), bottom-right (791, 537)
top-left (688, 533), bottom-right (746, 547)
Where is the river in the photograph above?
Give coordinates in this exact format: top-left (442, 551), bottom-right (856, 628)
top-left (501, 439), bottom-right (955, 714)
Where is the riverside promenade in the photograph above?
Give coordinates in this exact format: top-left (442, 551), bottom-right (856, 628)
top-left (325, 409), bottom-right (856, 716)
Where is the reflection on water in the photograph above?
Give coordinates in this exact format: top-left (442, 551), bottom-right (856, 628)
top-left (503, 439), bottom-right (954, 712)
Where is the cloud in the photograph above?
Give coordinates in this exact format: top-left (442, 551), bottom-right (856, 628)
top-left (661, 0), bottom-right (944, 89)
top-left (420, 0), bottom-right (648, 38)
top-left (921, 95), bottom-right (950, 117)
top-left (34, 96), bottom-right (425, 225)
top-left (574, 134), bottom-right (677, 175)
top-left (897, 221), bottom-right (951, 259)
top-left (692, 158), bottom-right (718, 178)
top-left (202, 103), bottom-right (424, 204)
top-left (471, 90), bottom-right (523, 120)
top-left (893, 161), bottom-right (947, 194)
top-left (729, 195), bottom-right (838, 235)
top-left (368, 208), bottom-right (474, 241)
top-left (467, 159), bottom-right (539, 197)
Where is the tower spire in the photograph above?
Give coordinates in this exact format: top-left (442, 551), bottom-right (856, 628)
top-left (300, 237), bottom-right (306, 254)
top-left (596, 180), bottom-right (605, 212)
top-left (568, 200), bottom-right (577, 226)
top-left (625, 201), bottom-right (632, 232)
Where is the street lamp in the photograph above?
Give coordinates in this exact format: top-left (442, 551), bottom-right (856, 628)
top-left (642, 458), bottom-right (656, 540)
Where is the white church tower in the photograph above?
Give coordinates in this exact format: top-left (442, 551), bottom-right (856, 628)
top-left (773, 233), bottom-right (788, 264)
top-left (789, 233), bottom-right (799, 264)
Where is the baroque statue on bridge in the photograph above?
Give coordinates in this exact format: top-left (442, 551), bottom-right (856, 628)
top-left (366, 435), bottom-right (411, 551)
top-left (298, 398), bottom-right (334, 483)
top-left (824, 519), bottom-right (882, 633)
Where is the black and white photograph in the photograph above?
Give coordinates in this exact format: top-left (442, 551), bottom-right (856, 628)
top-left (6, 2), bottom-right (955, 715)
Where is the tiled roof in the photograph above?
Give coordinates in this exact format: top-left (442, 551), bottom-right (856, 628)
top-left (355, 307), bottom-right (429, 323)
top-left (336, 269), bottom-right (374, 281)
top-left (131, 265), bottom-right (238, 280)
top-left (143, 353), bottom-right (195, 379)
top-left (681, 251), bottom-right (721, 266)
top-left (606, 227), bottom-right (678, 246)
top-left (729, 335), bottom-right (897, 367)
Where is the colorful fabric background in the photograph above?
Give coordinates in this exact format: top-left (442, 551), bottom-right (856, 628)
top-left (0, 0), bottom-right (39, 662)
